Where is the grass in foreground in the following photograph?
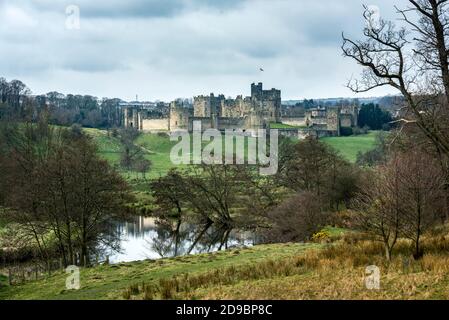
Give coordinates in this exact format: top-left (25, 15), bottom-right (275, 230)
top-left (322, 131), bottom-right (378, 163)
top-left (0, 243), bottom-right (319, 300)
top-left (130, 230), bottom-right (449, 300)
top-left (3, 228), bottom-right (449, 300)
top-left (198, 237), bottom-right (449, 300)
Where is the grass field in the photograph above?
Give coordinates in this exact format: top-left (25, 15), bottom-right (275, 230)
top-left (86, 128), bottom-right (379, 178)
top-left (86, 129), bottom-right (265, 180)
top-left (85, 129), bottom-right (178, 179)
top-left (3, 227), bottom-right (449, 300)
top-left (0, 243), bottom-right (320, 300)
top-left (322, 131), bottom-right (378, 163)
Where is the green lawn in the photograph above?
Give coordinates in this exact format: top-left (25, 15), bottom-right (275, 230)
top-left (85, 129), bottom-right (178, 180)
top-left (85, 127), bottom-right (379, 176)
top-left (322, 131), bottom-right (378, 163)
top-left (87, 129), bottom-right (262, 180)
top-left (134, 133), bottom-right (179, 178)
top-left (84, 128), bottom-right (123, 166)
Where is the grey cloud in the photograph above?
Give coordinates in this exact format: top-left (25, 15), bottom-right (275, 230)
top-left (0, 0), bottom-right (404, 100)
top-left (8, 0), bottom-right (244, 19)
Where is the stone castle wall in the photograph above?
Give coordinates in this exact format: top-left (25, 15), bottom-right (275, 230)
top-left (124, 83), bottom-right (285, 134)
top-left (141, 119), bottom-right (169, 131)
top-left (281, 117), bottom-right (307, 127)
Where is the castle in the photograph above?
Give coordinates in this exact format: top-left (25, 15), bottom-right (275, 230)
top-left (169, 82), bottom-right (281, 132)
top-left (123, 83), bottom-right (281, 133)
top-left (122, 83), bottom-right (359, 138)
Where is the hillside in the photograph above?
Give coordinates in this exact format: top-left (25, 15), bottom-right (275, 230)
top-left (322, 132), bottom-right (378, 163)
top-left (2, 227), bottom-right (449, 300)
top-left (0, 243), bottom-right (320, 300)
top-left (85, 129), bottom-right (178, 179)
top-left (86, 128), bottom-right (378, 177)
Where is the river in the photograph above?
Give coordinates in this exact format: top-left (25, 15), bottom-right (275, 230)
top-left (109, 216), bottom-right (257, 263)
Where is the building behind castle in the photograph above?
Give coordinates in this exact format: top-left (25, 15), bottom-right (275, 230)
top-left (300, 105), bottom-right (359, 137)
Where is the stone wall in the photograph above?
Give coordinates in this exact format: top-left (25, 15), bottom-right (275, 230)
top-left (141, 119), bottom-right (169, 131)
top-left (123, 107), bottom-right (141, 130)
top-left (216, 117), bottom-right (247, 130)
top-left (192, 83), bottom-right (281, 129)
top-left (281, 117), bottom-right (306, 127)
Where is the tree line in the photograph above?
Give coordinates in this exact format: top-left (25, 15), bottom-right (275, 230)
top-left (0, 77), bottom-right (168, 130)
top-left (0, 118), bottom-right (134, 269)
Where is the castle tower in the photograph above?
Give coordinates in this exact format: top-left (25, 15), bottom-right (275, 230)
top-left (326, 107), bottom-right (341, 135)
top-left (251, 82), bottom-right (263, 100)
top-left (169, 101), bottom-right (191, 131)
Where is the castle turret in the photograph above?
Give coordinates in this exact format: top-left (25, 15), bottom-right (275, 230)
top-left (251, 82), bottom-right (263, 100)
top-left (326, 107), bottom-right (340, 135)
top-left (169, 101), bottom-right (192, 131)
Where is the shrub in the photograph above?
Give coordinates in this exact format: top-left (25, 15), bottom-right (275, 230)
top-left (264, 192), bottom-right (328, 243)
top-left (312, 230), bottom-right (331, 243)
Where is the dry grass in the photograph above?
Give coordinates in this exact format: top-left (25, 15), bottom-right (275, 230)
top-left (123, 228), bottom-right (449, 300)
top-left (198, 235), bottom-right (449, 300)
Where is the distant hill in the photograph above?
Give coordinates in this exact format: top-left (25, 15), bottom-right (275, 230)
top-left (282, 95), bottom-right (403, 113)
top-left (283, 96), bottom-right (399, 105)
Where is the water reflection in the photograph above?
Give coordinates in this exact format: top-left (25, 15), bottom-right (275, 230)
top-left (109, 216), bottom-right (256, 263)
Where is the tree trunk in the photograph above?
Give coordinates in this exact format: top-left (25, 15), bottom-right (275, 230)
top-left (385, 244), bottom-right (391, 261)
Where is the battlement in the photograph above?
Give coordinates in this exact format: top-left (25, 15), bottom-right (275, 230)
top-left (251, 82), bottom-right (280, 101)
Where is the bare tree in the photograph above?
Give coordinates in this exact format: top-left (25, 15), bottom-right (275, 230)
top-left (278, 137), bottom-right (359, 210)
top-left (352, 158), bottom-right (404, 261)
top-left (398, 150), bottom-right (445, 258)
top-left (353, 150), bottom-right (445, 260)
top-left (342, 1), bottom-right (449, 156)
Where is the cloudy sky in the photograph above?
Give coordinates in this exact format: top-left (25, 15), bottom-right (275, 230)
top-left (0, 0), bottom-right (405, 101)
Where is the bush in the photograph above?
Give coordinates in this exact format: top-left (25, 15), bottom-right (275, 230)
top-left (264, 192), bottom-right (329, 243)
top-left (312, 230), bottom-right (331, 243)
